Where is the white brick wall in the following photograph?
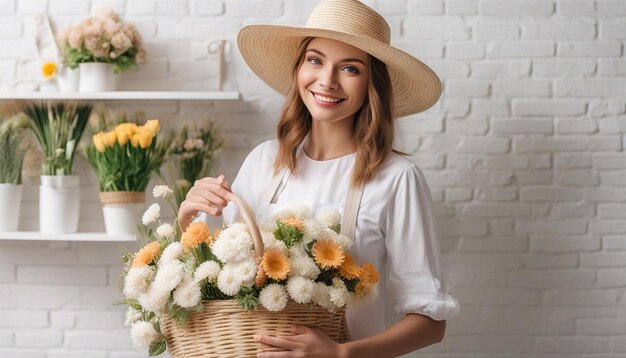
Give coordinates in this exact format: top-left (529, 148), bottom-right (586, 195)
top-left (0, 0), bottom-right (625, 357)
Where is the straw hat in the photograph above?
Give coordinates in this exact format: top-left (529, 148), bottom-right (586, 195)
top-left (237, 0), bottom-right (441, 117)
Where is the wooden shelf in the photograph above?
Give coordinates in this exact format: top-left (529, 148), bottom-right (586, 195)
top-left (0, 91), bottom-right (241, 101)
top-left (0, 231), bottom-right (136, 242)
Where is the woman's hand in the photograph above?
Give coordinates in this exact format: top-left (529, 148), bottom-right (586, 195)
top-left (178, 174), bottom-right (232, 231)
top-left (254, 325), bottom-right (349, 358)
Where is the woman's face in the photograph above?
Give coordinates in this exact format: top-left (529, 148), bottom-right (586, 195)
top-left (297, 37), bottom-right (370, 124)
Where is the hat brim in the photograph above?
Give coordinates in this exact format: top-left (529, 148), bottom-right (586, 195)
top-left (237, 24), bottom-right (442, 117)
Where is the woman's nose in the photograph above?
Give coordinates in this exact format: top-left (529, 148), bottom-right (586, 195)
top-left (319, 67), bottom-right (338, 89)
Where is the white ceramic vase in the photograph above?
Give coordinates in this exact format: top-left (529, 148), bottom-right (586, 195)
top-left (39, 175), bottom-right (80, 234)
top-left (0, 183), bottom-right (22, 231)
top-left (102, 204), bottom-right (143, 235)
top-left (79, 63), bottom-right (116, 92)
top-left (57, 67), bottom-right (80, 92)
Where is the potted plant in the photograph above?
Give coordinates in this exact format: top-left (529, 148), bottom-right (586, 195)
top-left (168, 119), bottom-right (224, 206)
top-left (85, 115), bottom-right (169, 235)
top-left (0, 114), bottom-right (30, 231)
top-left (57, 9), bottom-right (147, 92)
top-left (23, 102), bottom-right (92, 234)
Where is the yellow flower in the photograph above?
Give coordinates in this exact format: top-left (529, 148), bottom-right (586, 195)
top-left (281, 217), bottom-right (303, 230)
top-left (338, 253), bottom-right (360, 280)
top-left (139, 132), bottom-right (153, 149)
top-left (181, 222), bottom-right (210, 250)
top-left (358, 263), bottom-right (380, 287)
top-left (104, 131), bottom-right (117, 148)
top-left (312, 239), bottom-right (345, 269)
top-left (117, 131), bottom-right (130, 146)
top-left (131, 134), bottom-right (140, 148)
top-left (93, 132), bottom-right (106, 153)
top-left (144, 119), bottom-right (160, 135)
top-left (42, 62), bottom-right (57, 79)
top-left (262, 249), bottom-right (291, 281)
top-left (115, 123), bottom-right (139, 137)
top-left (132, 241), bottom-right (160, 267)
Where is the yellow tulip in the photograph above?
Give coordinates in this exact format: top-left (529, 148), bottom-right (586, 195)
top-left (144, 119), bottom-right (160, 135)
top-left (115, 122), bottom-right (138, 137)
top-left (139, 132), bottom-right (153, 149)
top-left (117, 131), bottom-right (130, 146)
top-left (104, 131), bottom-right (117, 148)
top-left (93, 133), bottom-right (106, 153)
top-left (131, 134), bottom-right (140, 148)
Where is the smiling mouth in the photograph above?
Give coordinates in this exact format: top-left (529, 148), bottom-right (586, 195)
top-left (310, 91), bottom-right (345, 103)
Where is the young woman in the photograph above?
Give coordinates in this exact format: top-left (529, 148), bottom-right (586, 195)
top-left (179, 0), bottom-right (459, 357)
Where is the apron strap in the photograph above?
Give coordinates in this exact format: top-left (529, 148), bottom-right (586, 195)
top-left (340, 183), bottom-right (364, 239)
top-left (262, 169), bottom-right (289, 206)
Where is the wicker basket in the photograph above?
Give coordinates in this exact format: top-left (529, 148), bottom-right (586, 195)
top-left (159, 192), bottom-right (348, 358)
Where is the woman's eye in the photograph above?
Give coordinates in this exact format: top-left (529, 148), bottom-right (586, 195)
top-left (308, 57), bottom-right (321, 65)
top-left (343, 66), bottom-right (359, 74)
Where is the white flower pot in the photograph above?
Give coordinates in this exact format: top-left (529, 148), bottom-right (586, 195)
top-left (79, 63), bottom-right (116, 92)
top-left (57, 67), bottom-right (80, 92)
top-left (39, 175), bottom-right (80, 234)
top-left (103, 204), bottom-right (143, 235)
top-left (0, 183), bottom-right (22, 231)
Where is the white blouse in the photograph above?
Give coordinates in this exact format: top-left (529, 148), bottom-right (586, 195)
top-left (214, 140), bottom-right (459, 340)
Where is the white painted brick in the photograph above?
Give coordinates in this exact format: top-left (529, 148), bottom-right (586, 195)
top-left (522, 252), bottom-right (579, 269)
top-left (225, 0), bottom-right (283, 17)
top-left (604, 235), bottom-right (626, 250)
top-left (601, 170), bottom-right (626, 186)
top-left (0, 264), bottom-right (14, 282)
top-left (15, 329), bottom-right (62, 348)
top-left (0, 329), bottom-right (13, 346)
top-left (533, 59), bottom-right (597, 78)
top-left (48, 0), bottom-right (89, 14)
top-left (0, 18), bottom-right (22, 39)
top-left (522, 19), bottom-right (596, 40)
top-left (585, 188), bottom-right (626, 203)
top-left (598, 59), bottom-right (626, 76)
top-left (399, 42), bottom-right (445, 59)
top-left (597, 1), bottom-right (626, 17)
top-left (508, 270), bottom-right (595, 288)
top-left (557, 41), bottom-right (623, 57)
top-left (536, 336), bottom-right (611, 353)
top-left (520, 186), bottom-right (582, 202)
top-left (126, 0), bottom-right (156, 14)
top-left (446, 118), bottom-right (488, 133)
top-left (17, 266), bottom-right (107, 285)
top-left (458, 137), bottom-right (510, 153)
top-left (0, 59), bottom-right (16, 80)
top-left (445, 79), bottom-right (489, 97)
top-left (588, 136), bottom-right (622, 151)
top-left (408, 0), bottom-right (444, 15)
top-left (480, 1), bottom-right (554, 16)
top-left (489, 219), bottom-right (514, 235)
top-left (558, 1), bottom-right (594, 16)
top-left (578, 318), bottom-right (626, 335)
top-left (398, 115), bottom-right (443, 132)
top-left (407, 154), bottom-right (445, 169)
top-left (426, 60), bottom-right (469, 78)
top-left (0, 245), bottom-right (79, 265)
top-left (78, 287), bottom-right (126, 309)
top-left (529, 154), bottom-right (552, 169)
top-left (458, 236), bottom-right (528, 252)
top-left (556, 79), bottom-right (626, 98)
top-left (47, 351), bottom-right (108, 358)
top-left (194, 0), bottom-right (224, 15)
top-left (444, 334), bottom-right (536, 353)
top-left (483, 155), bottom-right (527, 169)
top-left (77, 245), bottom-right (126, 266)
top-left (555, 118), bottom-right (598, 134)
top-left (530, 235), bottom-right (600, 252)
top-left (406, 17), bottom-right (470, 40)
top-left (443, 98), bottom-right (471, 117)
top-left (598, 269), bottom-right (626, 288)
top-left (601, 19), bottom-right (626, 39)
top-left (50, 311), bottom-right (75, 329)
top-left (373, 0), bottom-right (406, 15)
top-left (590, 220), bottom-right (626, 234)
top-left (493, 80), bottom-right (551, 97)
top-left (512, 99), bottom-right (586, 116)
top-left (0, 0), bottom-right (15, 15)
top-left (446, 42), bottom-right (484, 59)
top-left (109, 352), bottom-right (146, 358)
top-left (554, 201), bottom-right (596, 217)
top-left (472, 60), bottom-right (531, 79)
top-left (0, 40), bottom-right (37, 59)
top-left (511, 314), bottom-right (575, 334)
top-left (593, 153), bottom-right (626, 169)
top-left (544, 288), bottom-right (618, 306)
top-left (446, 0), bottom-right (477, 15)
top-left (463, 203), bottom-right (530, 217)
top-left (492, 119), bottom-right (553, 134)
top-left (488, 41), bottom-right (555, 58)
top-left (516, 218), bottom-right (587, 234)
top-left (170, 59), bottom-right (219, 79)
top-left (445, 187), bottom-right (473, 202)
top-left (554, 169), bottom-right (599, 186)
top-left (0, 349), bottom-right (44, 358)
top-left (65, 330), bottom-right (133, 350)
top-left (471, 99), bottom-right (510, 116)
top-left (0, 311), bottom-right (47, 328)
top-left (75, 311), bottom-right (125, 329)
top-left (437, 218), bottom-right (488, 237)
top-left (474, 20), bottom-right (520, 40)
top-left (158, 19), bottom-right (242, 40)
top-left (555, 153), bottom-right (591, 168)
top-left (445, 252), bottom-right (522, 269)
top-left (156, 0), bottom-right (188, 16)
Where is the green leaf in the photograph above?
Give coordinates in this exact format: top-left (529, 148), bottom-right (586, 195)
top-left (148, 339), bottom-right (166, 356)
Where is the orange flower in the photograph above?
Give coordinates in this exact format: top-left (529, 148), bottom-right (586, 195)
top-left (42, 62), bottom-right (57, 78)
top-left (210, 229), bottom-right (221, 245)
top-left (338, 253), bottom-right (360, 280)
top-left (312, 239), bottom-right (345, 269)
top-left (132, 241), bottom-right (160, 267)
top-left (358, 263), bottom-right (380, 287)
top-left (181, 222), bottom-right (210, 250)
top-left (281, 217), bottom-right (303, 230)
top-left (261, 249), bottom-right (291, 281)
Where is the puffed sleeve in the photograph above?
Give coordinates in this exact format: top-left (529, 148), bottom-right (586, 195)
top-left (384, 164), bottom-right (460, 321)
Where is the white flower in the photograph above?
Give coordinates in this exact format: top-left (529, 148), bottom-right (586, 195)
top-left (153, 261), bottom-right (184, 291)
top-left (173, 271), bottom-right (202, 308)
top-left (124, 307), bottom-right (142, 326)
top-left (211, 223), bottom-right (254, 263)
top-left (158, 242), bottom-right (182, 264)
top-left (217, 268), bottom-right (242, 296)
top-left (259, 283), bottom-right (288, 312)
top-left (152, 185), bottom-right (173, 199)
top-left (156, 223), bottom-right (176, 239)
top-left (312, 282), bottom-right (336, 313)
top-left (123, 266), bottom-right (154, 299)
top-left (331, 233), bottom-right (353, 250)
top-left (302, 219), bottom-right (326, 244)
top-left (316, 208), bottom-right (341, 229)
top-left (138, 285), bottom-right (170, 314)
top-left (142, 203), bottom-right (160, 225)
top-left (287, 276), bottom-right (314, 304)
top-left (290, 254), bottom-right (320, 280)
top-left (261, 231), bottom-right (288, 254)
top-left (223, 259), bottom-right (257, 286)
top-left (194, 261), bottom-right (221, 283)
top-left (130, 321), bottom-right (160, 350)
top-left (329, 278), bottom-right (348, 308)
top-left (272, 203), bottom-right (313, 221)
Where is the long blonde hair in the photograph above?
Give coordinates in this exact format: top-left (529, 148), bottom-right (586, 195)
top-left (274, 37), bottom-right (396, 187)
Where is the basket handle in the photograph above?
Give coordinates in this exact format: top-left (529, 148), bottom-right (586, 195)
top-left (224, 192), bottom-right (264, 259)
